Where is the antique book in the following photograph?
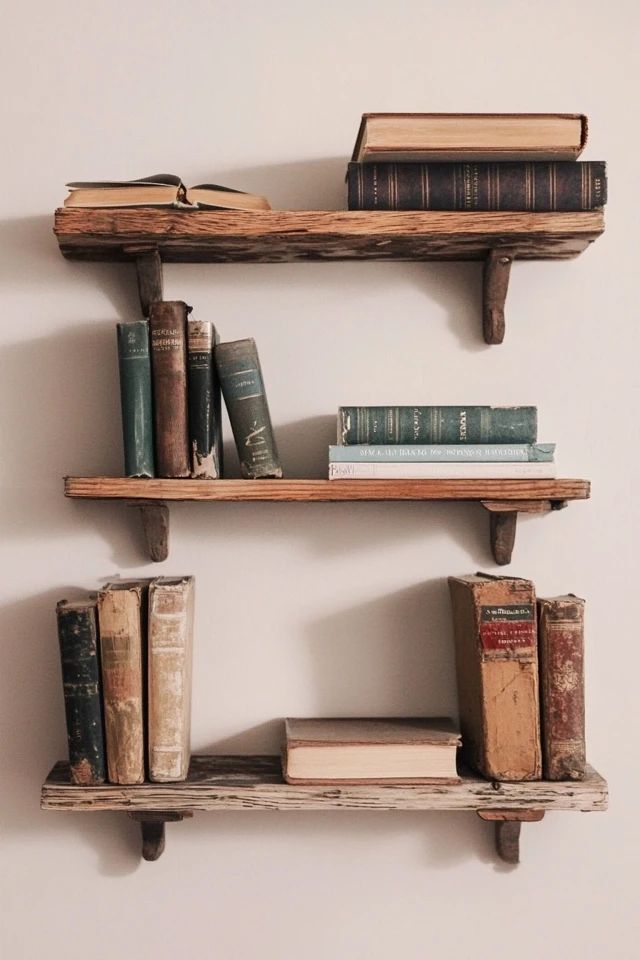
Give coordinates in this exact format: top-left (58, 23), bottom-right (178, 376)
top-left (329, 460), bottom-right (555, 480)
top-left (149, 301), bottom-right (190, 478)
top-left (448, 574), bottom-right (542, 781)
top-left (283, 718), bottom-right (461, 784)
top-left (97, 581), bottom-right (146, 784)
top-left (187, 318), bottom-right (222, 479)
top-left (64, 174), bottom-right (270, 211)
top-left (148, 576), bottom-right (195, 782)
top-left (56, 598), bottom-right (106, 785)
top-left (347, 161), bottom-right (607, 211)
top-left (338, 406), bottom-right (537, 446)
top-left (538, 595), bottom-right (586, 780)
top-left (329, 443), bottom-right (555, 462)
top-left (216, 338), bottom-right (282, 478)
top-left (351, 113), bottom-right (588, 162)
top-left (117, 320), bottom-right (155, 478)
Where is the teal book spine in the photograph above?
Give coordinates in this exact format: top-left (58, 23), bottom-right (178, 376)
top-left (117, 321), bottom-right (155, 477)
top-left (329, 443), bottom-right (554, 462)
top-left (338, 406), bottom-right (537, 445)
top-left (187, 319), bottom-right (222, 478)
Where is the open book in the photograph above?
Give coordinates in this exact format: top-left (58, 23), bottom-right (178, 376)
top-left (64, 174), bottom-right (271, 211)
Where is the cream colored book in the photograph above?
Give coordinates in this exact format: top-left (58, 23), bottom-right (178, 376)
top-left (64, 174), bottom-right (271, 211)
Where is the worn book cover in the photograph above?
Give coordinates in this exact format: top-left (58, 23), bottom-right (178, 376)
top-left (338, 406), bottom-right (537, 446)
top-left (97, 581), bottom-right (147, 784)
top-left (148, 576), bottom-right (195, 782)
top-left (187, 318), bottom-right (222, 479)
top-left (448, 574), bottom-right (542, 781)
top-left (117, 320), bottom-right (155, 478)
top-left (538, 595), bottom-right (586, 780)
top-left (149, 301), bottom-right (191, 478)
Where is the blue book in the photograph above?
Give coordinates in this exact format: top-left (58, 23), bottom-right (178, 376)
top-left (329, 443), bottom-right (555, 463)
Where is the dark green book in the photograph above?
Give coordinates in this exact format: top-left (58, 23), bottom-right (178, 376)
top-left (338, 406), bottom-right (537, 445)
top-left (215, 338), bottom-right (282, 478)
top-left (187, 318), bottom-right (222, 478)
top-left (56, 598), bottom-right (106, 785)
top-left (117, 320), bottom-right (155, 477)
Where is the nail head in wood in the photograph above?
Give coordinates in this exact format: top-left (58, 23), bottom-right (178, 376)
top-left (483, 248), bottom-right (516, 345)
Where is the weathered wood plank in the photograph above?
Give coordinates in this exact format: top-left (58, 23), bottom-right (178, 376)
top-left (41, 756), bottom-right (608, 813)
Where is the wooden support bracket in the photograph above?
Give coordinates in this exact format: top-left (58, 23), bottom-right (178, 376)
top-left (481, 499), bottom-right (554, 565)
top-left (483, 248), bottom-right (516, 344)
top-left (123, 245), bottom-right (163, 317)
top-left (127, 500), bottom-right (169, 562)
top-left (128, 811), bottom-right (192, 861)
top-left (477, 809), bottom-right (545, 864)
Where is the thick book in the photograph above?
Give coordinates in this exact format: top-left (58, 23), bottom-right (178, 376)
top-left (538, 595), bottom-right (586, 781)
top-left (347, 161), bottom-right (607, 212)
top-left (187, 318), bottom-right (222, 479)
top-left (448, 574), bottom-right (542, 781)
top-left (117, 320), bottom-right (155, 478)
top-left (215, 338), bottom-right (282, 479)
top-left (64, 174), bottom-right (270, 211)
top-left (97, 581), bottom-right (146, 785)
top-left (148, 576), bottom-right (195, 782)
top-left (329, 461), bottom-right (556, 480)
top-left (149, 301), bottom-right (190, 478)
top-left (56, 598), bottom-right (106, 785)
top-left (339, 406), bottom-right (537, 446)
top-left (329, 443), bottom-right (554, 463)
top-left (283, 718), bottom-right (461, 784)
top-left (351, 112), bottom-right (588, 162)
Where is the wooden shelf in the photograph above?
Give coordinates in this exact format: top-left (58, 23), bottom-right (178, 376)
top-left (41, 756), bottom-right (608, 864)
top-left (54, 208), bottom-right (605, 343)
top-left (64, 476), bottom-right (590, 565)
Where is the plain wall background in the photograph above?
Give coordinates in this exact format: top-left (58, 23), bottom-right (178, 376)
top-left (1, 1), bottom-right (638, 957)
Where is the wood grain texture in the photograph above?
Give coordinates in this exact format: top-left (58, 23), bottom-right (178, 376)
top-left (64, 477), bottom-right (590, 503)
top-left (41, 756), bottom-right (608, 812)
top-left (54, 208), bottom-right (604, 263)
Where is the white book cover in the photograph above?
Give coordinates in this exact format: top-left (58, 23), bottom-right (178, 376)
top-left (328, 461), bottom-right (557, 480)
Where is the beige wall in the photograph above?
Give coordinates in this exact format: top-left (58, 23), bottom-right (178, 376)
top-left (1, 1), bottom-right (637, 957)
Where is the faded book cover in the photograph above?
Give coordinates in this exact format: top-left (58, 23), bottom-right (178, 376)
top-left (149, 301), bottom-right (191, 478)
top-left (97, 581), bottom-right (147, 784)
top-left (538, 595), bottom-right (586, 780)
top-left (448, 574), bottom-right (542, 781)
top-left (148, 576), bottom-right (195, 782)
top-left (187, 318), bottom-right (222, 478)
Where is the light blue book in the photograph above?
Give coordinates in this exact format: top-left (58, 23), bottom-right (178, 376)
top-left (328, 443), bottom-right (555, 463)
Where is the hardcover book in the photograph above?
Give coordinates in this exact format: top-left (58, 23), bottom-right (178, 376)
top-left (117, 320), bottom-right (155, 478)
top-left (56, 598), bottom-right (106, 785)
top-left (64, 174), bottom-right (270, 211)
top-left (328, 461), bottom-right (556, 480)
top-left (149, 301), bottom-right (191, 478)
top-left (187, 318), bottom-right (222, 479)
top-left (538, 595), bottom-right (586, 780)
top-left (448, 574), bottom-right (542, 781)
top-left (338, 406), bottom-right (537, 446)
top-left (283, 718), bottom-right (461, 784)
top-left (329, 443), bottom-right (554, 463)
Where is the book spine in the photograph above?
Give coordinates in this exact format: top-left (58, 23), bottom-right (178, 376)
top-left (149, 302), bottom-right (190, 478)
top-left (215, 339), bottom-right (282, 478)
top-left (97, 586), bottom-right (145, 784)
top-left (148, 577), bottom-right (195, 782)
top-left (187, 319), bottom-right (222, 478)
top-left (338, 406), bottom-right (537, 445)
top-left (538, 596), bottom-right (586, 780)
top-left (448, 576), bottom-right (542, 781)
top-left (329, 443), bottom-right (554, 463)
top-left (117, 321), bottom-right (155, 478)
top-left (328, 461), bottom-right (555, 480)
top-left (56, 601), bottom-right (106, 785)
top-left (347, 161), bottom-right (607, 211)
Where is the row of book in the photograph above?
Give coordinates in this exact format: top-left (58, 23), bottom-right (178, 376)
top-left (57, 577), bottom-right (194, 786)
top-left (347, 112), bottom-right (607, 212)
top-left (118, 303), bottom-right (282, 480)
top-left (328, 405), bottom-right (557, 479)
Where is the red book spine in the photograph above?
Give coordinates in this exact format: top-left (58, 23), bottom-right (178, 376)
top-left (149, 301), bottom-right (190, 478)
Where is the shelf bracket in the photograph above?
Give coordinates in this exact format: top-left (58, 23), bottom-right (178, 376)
top-left (123, 244), bottom-right (163, 317)
top-left (127, 500), bottom-right (170, 562)
top-left (477, 809), bottom-right (545, 864)
top-left (483, 248), bottom-right (516, 344)
top-left (481, 499), bottom-right (554, 565)
top-left (128, 811), bottom-right (192, 861)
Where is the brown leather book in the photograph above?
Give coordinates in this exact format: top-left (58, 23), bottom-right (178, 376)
top-left (538, 596), bottom-right (586, 780)
top-left (448, 574), bottom-right (542, 781)
top-left (149, 301), bottom-right (190, 478)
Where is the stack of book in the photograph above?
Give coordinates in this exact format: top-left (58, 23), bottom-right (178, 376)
top-left (328, 405), bottom-right (556, 479)
top-left (449, 574), bottom-right (586, 782)
top-left (56, 576), bottom-right (195, 785)
top-left (118, 306), bottom-right (281, 480)
top-left (347, 112), bottom-right (607, 212)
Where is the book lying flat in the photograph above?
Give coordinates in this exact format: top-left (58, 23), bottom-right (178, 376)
top-left (328, 461), bottom-right (557, 480)
top-left (338, 406), bottom-right (537, 446)
top-left (351, 112), bottom-right (588, 162)
top-left (329, 443), bottom-right (555, 463)
top-left (283, 718), bottom-right (461, 784)
top-left (64, 174), bottom-right (270, 211)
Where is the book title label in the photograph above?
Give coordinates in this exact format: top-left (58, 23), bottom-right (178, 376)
top-left (480, 604), bottom-right (536, 651)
